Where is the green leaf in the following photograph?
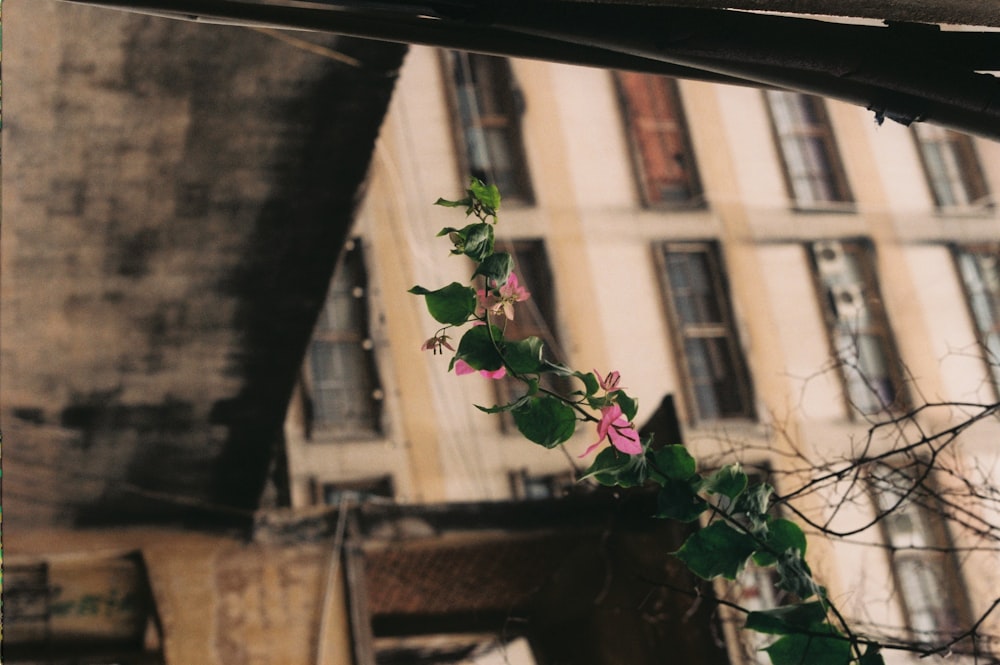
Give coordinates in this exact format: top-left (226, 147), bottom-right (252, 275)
top-left (745, 602), bottom-right (829, 635)
top-left (859, 644), bottom-right (885, 665)
top-left (475, 393), bottom-right (532, 414)
top-left (434, 196), bottom-right (472, 209)
top-left (763, 624), bottom-right (851, 665)
top-left (650, 445), bottom-right (698, 482)
top-left (775, 551), bottom-right (818, 599)
top-left (473, 251), bottom-right (514, 286)
top-left (468, 179), bottom-right (501, 214)
top-left (409, 283), bottom-right (477, 326)
top-left (753, 518), bottom-right (808, 567)
top-left (736, 482), bottom-right (774, 524)
top-left (656, 478), bottom-right (708, 522)
top-left (576, 371), bottom-right (600, 397)
top-left (616, 390), bottom-right (638, 422)
top-left (462, 223), bottom-right (495, 262)
top-left (704, 465), bottom-right (748, 500)
top-left (512, 396), bottom-right (577, 448)
top-left (673, 521), bottom-right (757, 580)
top-left (540, 360), bottom-right (576, 376)
top-left (504, 336), bottom-right (546, 375)
top-left (453, 324), bottom-right (504, 372)
top-left (437, 222), bottom-right (495, 262)
top-left (582, 445), bottom-right (649, 487)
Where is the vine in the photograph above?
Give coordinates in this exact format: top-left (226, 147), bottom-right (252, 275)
top-left (410, 178), bottom-right (885, 665)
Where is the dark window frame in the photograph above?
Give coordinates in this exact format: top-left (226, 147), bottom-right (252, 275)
top-left (305, 238), bottom-right (384, 440)
top-left (613, 71), bottom-right (703, 208)
top-left (441, 50), bottom-right (534, 204)
top-left (913, 124), bottom-right (990, 210)
top-left (868, 464), bottom-right (972, 642)
top-left (808, 239), bottom-right (908, 417)
top-left (313, 475), bottom-right (395, 507)
top-left (764, 90), bottom-right (853, 210)
top-left (655, 241), bottom-right (756, 424)
top-left (509, 468), bottom-right (577, 500)
top-left (952, 243), bottom-right (1000, 397)
top-left (490, 239), bottom-right (572, 430)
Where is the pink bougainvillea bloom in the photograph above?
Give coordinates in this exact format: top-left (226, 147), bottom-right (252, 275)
top-left (475, 287), bottom-right (494, 317)
top-left (421, 335), bottom-right (455, 355)
top-left (494, 273), bottom-right (531, 320)
top-left (480, 366), bottom-right (507, 379)
top-left (454, 359), bottom-right (507, 380)
top-left (480, 273), bottom-right (531, 320)
top-left (594, 368), bottom-right (625, 392)
top-left (454, 359), bottom-right (476, 375)
top-left (579, 404), bottom-right (642, 457)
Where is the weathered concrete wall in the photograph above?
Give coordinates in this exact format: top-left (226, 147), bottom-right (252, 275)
top-left (1, 0), bottom-right (407, 527)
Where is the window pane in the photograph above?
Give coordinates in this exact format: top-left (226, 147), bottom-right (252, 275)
top-left (987, 332), bottom-right (1000, 389)
top-left (896, 558), bottom-right (951, 635)
top-left (310, 341), bottom-right (381, 433)
top-left (684, 335), bottom-right (747, 419)
top-left (837, 332), bottom-right (897, 412)
top-left (766, 91), bottom-right (851, 206)
top-left (666, 252), bottom-right (724, 324)
top-left (870, 466), bottom-right (968, 639)
top-left (811, 241), bottom-right (904, 415)
top-left (914, 124), bottom-right (988, 208)
top-left (448, 52), bottom-right (533, 202)
top-left (954, 246), bottom-right (1000, 395)
top-left (308, 240), bottom-right (383, 437)
top-left (660, 244), bottom-right (754, 421)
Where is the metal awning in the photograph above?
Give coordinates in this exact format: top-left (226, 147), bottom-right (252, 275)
top-left (67, 0), bottom-right (1000, 140)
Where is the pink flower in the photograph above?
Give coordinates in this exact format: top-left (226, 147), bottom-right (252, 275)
top-left (475, 287), bottom-right (494, 318)
top-left (421, 335), bottom-right (455, 355)
top-left (594, 368), bottom-right (625, 392)
top-left (579, 404), bottom-right (642, 457)
top-left (495, 273), bottom-right (531, 320)
top-left (454, 359), bottom-right (507, 379)
top-left (479, 273), bottom-right (531, 320)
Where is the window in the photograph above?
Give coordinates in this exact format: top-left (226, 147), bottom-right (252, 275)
top-left (656, 242), bottom-right (755, 421)
top-left (614, 72), bottom-right (701, 206)
top-left (510, 469), bottom-right (576, 500)
top-left (734, 467), bottom-right (788, 664)
top-left (869, 465), bottom-right (969, 641)
top-left (954, 245), bottom-right (1000, 393)
top-left (765, 90), bottom-right (852, 208)
top-left (5, 552), bottom-right (163, 663)
top-left (810, 240), bottom-right (906, 415)
top-left (914, 124), bottom-right (989, 209)
top-left (307, 238), bottom-right (383, 438)
top-left (315, 475), bottom-right (395, 507)
top-left (446, 51), bottom-right (533, 203)
top-left (493, 240), bottom-right (570, 419)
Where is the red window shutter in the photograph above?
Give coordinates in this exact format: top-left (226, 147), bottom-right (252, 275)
top-left (616, 72), bottom-right (699, 205)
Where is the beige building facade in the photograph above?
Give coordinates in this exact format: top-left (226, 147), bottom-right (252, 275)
top-left (286, 46), bottom-right (1000, 663)
top-left (6, 3), bottom-right (999, 661)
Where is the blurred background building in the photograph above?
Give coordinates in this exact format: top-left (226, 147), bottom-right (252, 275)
top-left (286, 45), bottom-right (1000, 665)
top-left (4, 1), bottom-right (1000, 664)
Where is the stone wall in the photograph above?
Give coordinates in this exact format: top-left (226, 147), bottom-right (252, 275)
top-left (2, 0), bottom-right (407, 527)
